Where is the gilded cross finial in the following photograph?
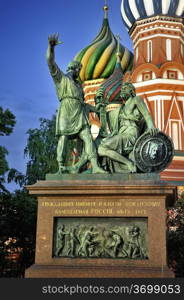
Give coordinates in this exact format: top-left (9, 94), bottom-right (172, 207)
top-left (116, 34), bottom-right (121, 61)
top-left (103, 0), bottom-right (109, 19)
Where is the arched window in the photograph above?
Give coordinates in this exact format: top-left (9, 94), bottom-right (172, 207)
top-left (147, 40), bottom-right (152, 63)
top-left (136, 46), bottom-right (139, 62)
top-left (166, 39), bottom-right (172, 61)
top-left (171, 122), bottom-right (179, 150)
top-left (181, 44), bottom-right (184, 57)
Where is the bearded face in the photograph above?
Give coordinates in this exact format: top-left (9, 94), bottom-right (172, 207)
top-left (120, 83), bottom-right (136, 101)
top-left (67, 61), bottom-right (82, 79)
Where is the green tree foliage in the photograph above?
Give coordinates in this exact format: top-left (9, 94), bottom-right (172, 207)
top-left (0, 189), bottom-right (37, 277)
top-left (0, 106), bottom-right (16, 193)
top-left (0, 146), bottom-right (9, 175)
top-left (0, 146), bottom-right (9, 192)
top-left (0, 106), bottom-right (34, 277)
top-left (0, 106), bottom-right (16, 136)
top-left (0, 106), bottom-right (24, 191)
top-left (24, 116), bottom-right (58, 184)
top-left (7, 168), bottom-right (25, 187)
top-left (1, 190), bottom-right (36, 238)
top-left (168, 193), bottom-right (184, 277)
top-left (24, 115), bottom-right (83, 184)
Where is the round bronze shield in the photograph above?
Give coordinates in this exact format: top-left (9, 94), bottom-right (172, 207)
top-left (133, 131), bottom-right (174, 173)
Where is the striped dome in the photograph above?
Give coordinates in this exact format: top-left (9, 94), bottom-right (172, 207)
top-left (121, 0), bottom-right (184, 30)
top-left (98, 59), bottom-right (124, 104)
top-left (74, 17), bottom-right (133, 82)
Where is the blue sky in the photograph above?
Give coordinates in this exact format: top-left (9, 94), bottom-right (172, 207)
top-left (0, 0), bottom-right (133, 189)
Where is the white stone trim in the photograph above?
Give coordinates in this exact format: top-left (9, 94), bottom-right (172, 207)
top-left (164, 169), bottom-right (184, 173)
top-left (157, 98), bottom-right (161, 130)
top-left (131, 17), bottom-right (184, 32)
top-left (174, 100), bottom-right (184, 132)
top-left (85, 99), bottom-right (95, 103)
top-left (134, 79), bottom-right (184, 88)
top-left (132, 26), bottom-right (184, 44)
top-left (84, 91), bottom-right (96, 97)
top-left (181, 43), bottom-right (184, 57)
top-left (166, 38), bottom-right (172, 61)
top-left (83, 84), bottom-right (102, 92)
top-left (133, 34), bottom-right (184, 49)
top-left (137, 94), bottom-right (184, 101)
top-left (172, 121), bottom-right (180, 150)
top-left (161, 176), bottom-right (184, 180)
top-left (165, 95), bottom-right (184, 141)
top-left (136, 46), bottom-right (139, 62)
top-left (147, 40), bottom-right (152, 62)
top-left (154, 99), bottom-right (157, 127)
top-left (83, 78), bottom-right (104, 85)
top-left (173, 156), bottom-right (184, 161)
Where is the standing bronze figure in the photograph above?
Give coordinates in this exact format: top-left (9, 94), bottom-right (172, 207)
top-left (46, 34), bottom-right (106, 174)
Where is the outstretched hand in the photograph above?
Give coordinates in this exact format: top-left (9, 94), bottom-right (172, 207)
top-left (48, 33), bottom-right (62, 47)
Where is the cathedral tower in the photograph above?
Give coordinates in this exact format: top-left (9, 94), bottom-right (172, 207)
top-left (121, 0), bottom-right (184, 182)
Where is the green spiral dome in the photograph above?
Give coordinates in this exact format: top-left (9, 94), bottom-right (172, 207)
top-left (74, 13), bottom-right (133, 82)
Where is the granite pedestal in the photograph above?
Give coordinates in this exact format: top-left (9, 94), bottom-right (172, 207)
top-left (25, 174), bottom-right (176, 278)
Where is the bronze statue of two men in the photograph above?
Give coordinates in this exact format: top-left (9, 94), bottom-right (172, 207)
top-left (47, 34), bottom-right (160, 175)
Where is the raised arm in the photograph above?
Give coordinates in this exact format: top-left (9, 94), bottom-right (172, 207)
top-left (46, 33), bottom-right (63, 77)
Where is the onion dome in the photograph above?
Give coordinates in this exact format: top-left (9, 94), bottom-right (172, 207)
top-left (98, 52), bottom-right (125, 105)
top-left (74, 5), bottom-right (133, 82)
top-left (121, 0), bottom-right (184, 31)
